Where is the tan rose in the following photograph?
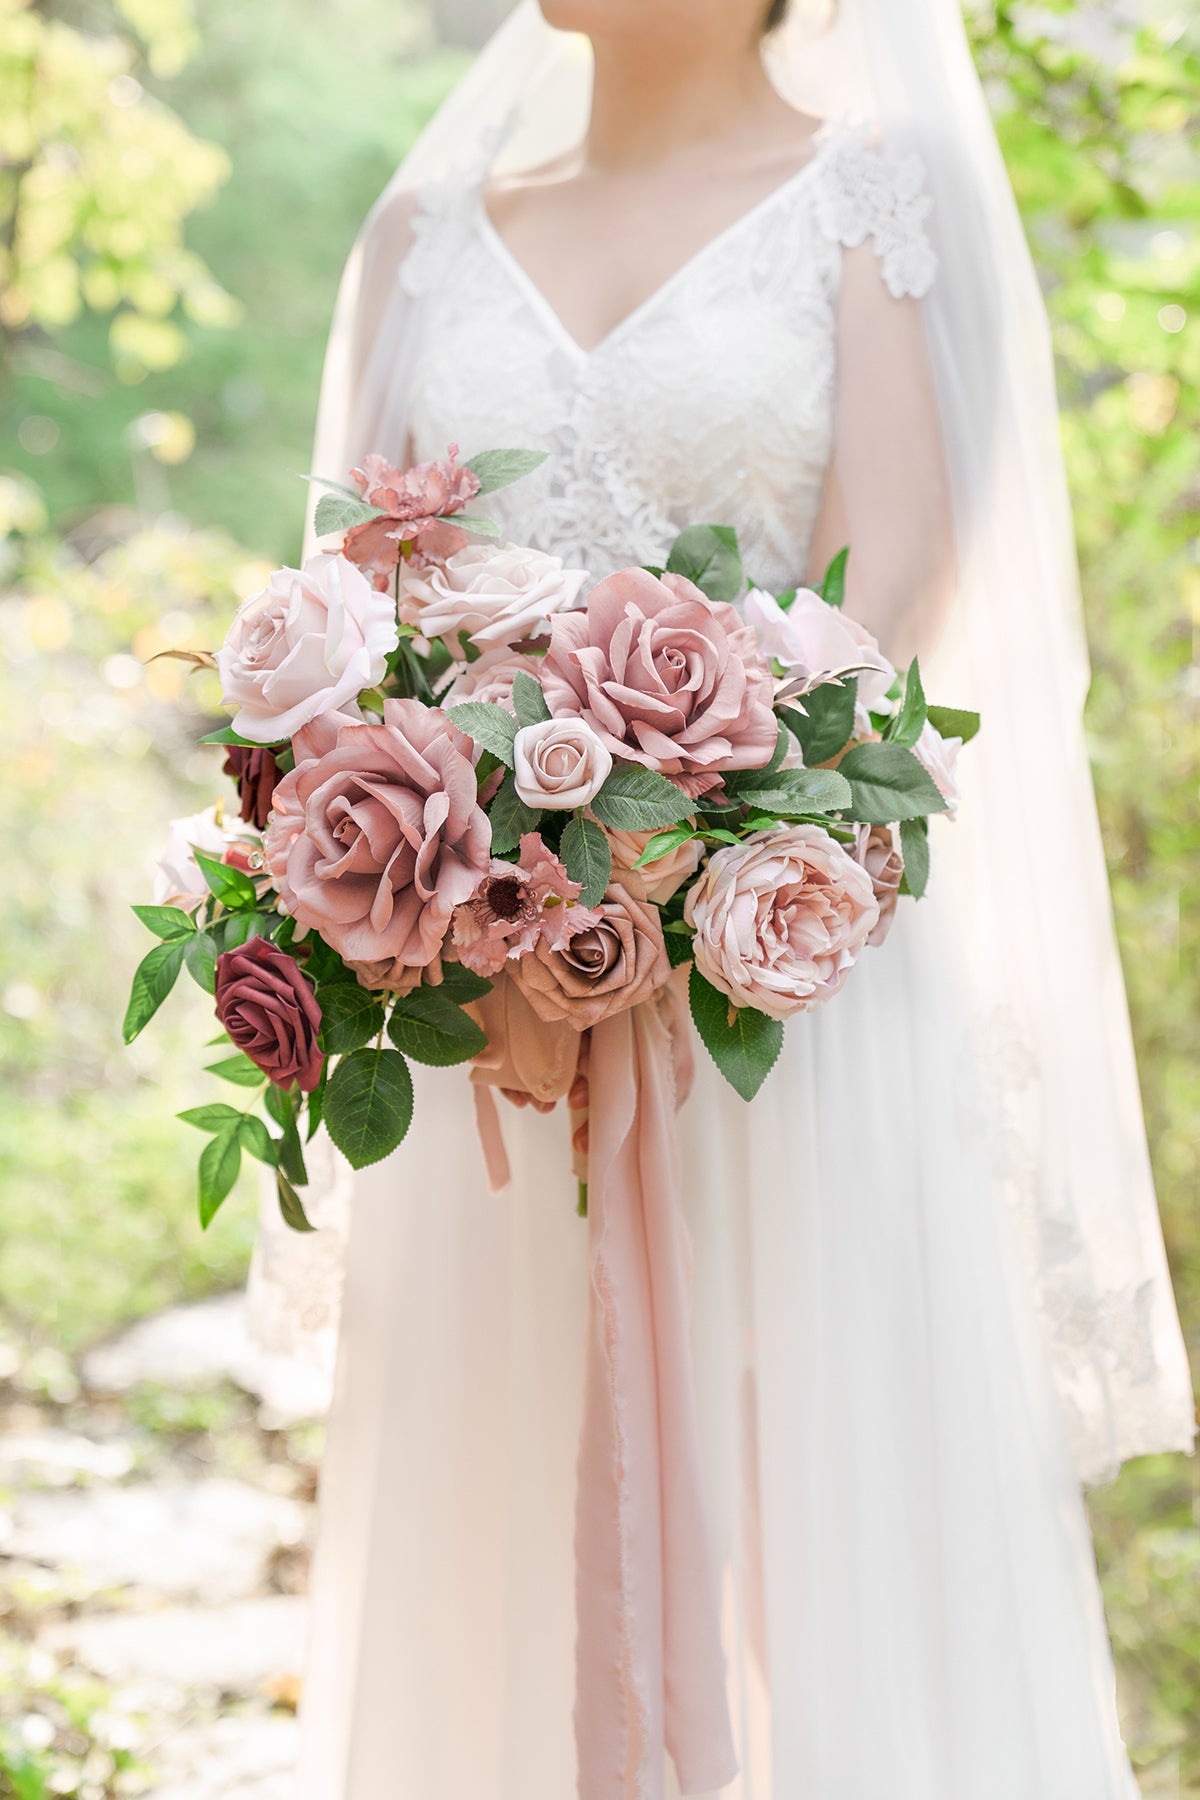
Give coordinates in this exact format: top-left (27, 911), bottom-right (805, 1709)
top-left (602, 823), bottom-right (703, 905)
top-left (512, 716), bottom-right (614, 810)
top-left (854, 823), bottom-right (904, 947)
top-left (510, 882), bottom-right (671, 1030)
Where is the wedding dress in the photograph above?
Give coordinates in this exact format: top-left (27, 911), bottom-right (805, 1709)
top-left (275, 85), bottom-right (1193, 1797)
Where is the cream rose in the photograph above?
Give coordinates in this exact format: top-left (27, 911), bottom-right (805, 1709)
top-left (397, 542), bottom-right (586, 663)
top-left (217, 552), bottom-right (398, 743)
top-left (685, 825), bottom-right (880, 1019)
top-left (512, 717), bottom-right (613, 810)
top-left (744, 586), bottom-right (894, 718)
top-left (912, 720), bottom-right (962, 816)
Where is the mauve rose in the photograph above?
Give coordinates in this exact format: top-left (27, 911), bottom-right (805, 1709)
top-left (744, 586), bottom-right (894, 721)
top-left (217, 553), bottom-right (398, 744)
top-left (540, 567), bottom-right (776, 777)
top-left (603, 823), bottom-right (703, 906)
top-left (441, 651), bottom-right (543, 713)
top-left (265, 699), bottom-right (491, 985)
top-left (398, 542), bottom-right (586, 663)
top-left (511, 881), bottom-right (671, 1031)
top-left (854, 823), bottom-right (904, 947)
top-left (223, 745), bottom-right (280, 831)
top-left (685, 826), bottom-right (880, 1019)
top-left (214, 936), bottom-right (324, 1092)
top-left (512, 716), bottom-right (613, 810)
top-left (913, 720), bottom-right (962, 817)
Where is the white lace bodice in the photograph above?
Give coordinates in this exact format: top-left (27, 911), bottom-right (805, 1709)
top-left (400, 126), bottom-right (936, 592)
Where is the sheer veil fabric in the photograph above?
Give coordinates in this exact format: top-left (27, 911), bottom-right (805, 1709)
top-left (249, 2), bottom-right (1196, 1795)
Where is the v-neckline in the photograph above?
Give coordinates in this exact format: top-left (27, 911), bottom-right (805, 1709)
top-left (476, 135), bottom-right (834, 364)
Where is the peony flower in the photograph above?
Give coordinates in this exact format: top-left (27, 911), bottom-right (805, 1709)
top-left (912, 720), bottom-right (962, 817)
top-left (540, 567), bottom-right (776, 777)
top-left (217, 553), bottom-right (398, 744)
top-left (397, 542), bottom-right (586, 664)
top-left (603, 823), bottom-right (703, 906)
top-left (451, 831), bottom-right (600, 977)
top-left (265, 699), bottom-right (491, 985)
top-left (685, 826), bottom-right (880, 1019)
top-left (441, 651), bottom-right (543, 713)
top-left (744, 586), bottom-right (894, 722)
top-left (854, 823), bottom-right (904, 947)
top-left (223, 745), bottom-right (281, 831)
top-left (511, 881), bottom-right (671, 1030)
top-left (214, 936), bottom-right (324, 1092)
top-left (153, 806), bottom-right (260, 912)
top-left (341, 445), bottom-right (480, 588)
top-left (512, 716), bottom-right (613, 811)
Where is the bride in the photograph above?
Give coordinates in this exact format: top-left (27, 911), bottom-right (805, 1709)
top-left (253, 0), bottom-right (1196, 1794)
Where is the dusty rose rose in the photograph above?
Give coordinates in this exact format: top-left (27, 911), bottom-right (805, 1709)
top-left (152, 806), bottom-right (260, 912)
top-left (512, 716), bottom-right (613, 810)
top-left (540, 567), bottom-right (776, 777)
top-left (511, 881), bottom-right (671, 1030)
top-left (340, 446), bottom-right (480, 588)
top-left (223, 745), bottom-right (280, 831)
top-left (217, 553), bottom-right (398, 744)
top-left (912, 720), bottom-right (962, 817)
top-left (745, 586), bottom-right (894, 724)
top-left (603, 823), bottom-right (703, 906)
top-left (854, 823), bottom-right (904, 948)
top-left (685, 825), bottom-right (880, 1019)
top-left (265, 700), bottom-right (491, 984)
top-left (398, 542), bottom-right (586, 663)
top-left (441, 651), bottom-right (543, 713)
top-left (452, 831), bottom-right (600, 977)
top-left (214, 936), bottom-right (324, 1092)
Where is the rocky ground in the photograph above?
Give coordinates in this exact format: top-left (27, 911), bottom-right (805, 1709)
top-left (0, 1297), bottom-right (322, 1799)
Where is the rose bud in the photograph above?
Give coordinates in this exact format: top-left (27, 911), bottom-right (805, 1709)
top-left (512, 716), bottom-right (614, 811)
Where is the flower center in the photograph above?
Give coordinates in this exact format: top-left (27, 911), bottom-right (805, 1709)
top-left (484, 874), bottom-right (527, 922)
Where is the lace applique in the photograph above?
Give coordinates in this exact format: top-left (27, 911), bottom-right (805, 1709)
top-left (815, 127), bottom-right (937, 301)
top-left (399, 174), bottom-right (481, 300)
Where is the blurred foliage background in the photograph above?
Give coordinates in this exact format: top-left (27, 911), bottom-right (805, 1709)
top-left (0, 0), bottom-right (1196, 1792)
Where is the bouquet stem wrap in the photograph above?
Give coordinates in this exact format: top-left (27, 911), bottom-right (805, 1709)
top-left (574, 995), bottom-right (738, 1799)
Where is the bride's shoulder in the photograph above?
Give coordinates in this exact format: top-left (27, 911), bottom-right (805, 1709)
top-left (809, 122), bottom-right (938, 300)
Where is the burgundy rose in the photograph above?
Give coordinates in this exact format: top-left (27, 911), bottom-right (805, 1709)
top-left (539, 567), bottom-right (777, 777)
top-left (214, 936), bottom-right (324, 1092)
top-left (223, 745), bottom-right (281, 831)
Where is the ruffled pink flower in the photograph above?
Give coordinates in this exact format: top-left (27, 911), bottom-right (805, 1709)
top-left (540, 567), bottom-right (777, 777)
top-left (265, 700), bottom-right (491, 985)
top-left (341, 445), bottom-right (480, 590)
top-left (451, 831), bottom-right (599, 978)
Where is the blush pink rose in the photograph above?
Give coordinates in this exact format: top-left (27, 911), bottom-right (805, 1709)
top-left (265, 700), bottom-right (491, 985)
top-left (512, 716), bottom-right (613, 810)
top-left (398, 542), bottom-right (586, 663)
top-left (217, 553), bottom-right (398, 744)
top-left (744, 586), bottom-right (895, 721)
top-left (214, 936), bottom-right (324, 1092)
top-left (854, 823), bottom-right (904, 947)
top-left (602, 823), bottom-right (703, 906)
top-left (340, 445), bottom-right (480, 589)
top-left (540, 567), bottom-right (777, 777)
top-left (685, 825), bottom-right (880, 1019)
top-left (510, 881), bottom-right (671, 1031)
top-left (441, 651), bottom-right (543, 713)
top-left (912, 720), bottom-right (962, 817)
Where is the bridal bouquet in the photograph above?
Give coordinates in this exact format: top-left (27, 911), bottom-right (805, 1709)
top-left (124, 444), bottom-right (977, 1226)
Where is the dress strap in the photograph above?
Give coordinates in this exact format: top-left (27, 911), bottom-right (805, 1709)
top-left (814, 124), bottom-right (938, 300)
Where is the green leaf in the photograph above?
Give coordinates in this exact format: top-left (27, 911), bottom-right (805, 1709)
top-left (837, 742), bottom-right (947, 825)
top-left (559, 815), bottom-right (612, 907)
top-left (277, 1109), bottom-right (308, 1186)
top-left (510, 670), bottom-right (552, 727)
top-left (925, 705), bottom-right (981, 746)
top-left (590, 764), bottom-right (694, 832)
top-left (324, 1047), bottom-right (415, 1170)
top-left (819, 546), bottom-right (849, 609)
top-left (178, 1103), bottom-right (244, 1132)
top-left (314, 492), bottom-right (386, 536)
top-left (447, 700), bottom-right (518, 766)
top-left (198, 1124), bottom-right (242, 1229)
top-left (437, 964), bottom-right (494, 1004)
top-left (306, 1079), bottom-right (324, 1141)
top-left (775, 587), bottom-right (798, 613)
top-left (688, 966), bottom-right (784, 1101)
top-left (632, 824), bottom-right (696, 869)
top-left (185, 930), bottom-right (217, 995)
top-left (206, 1052), bottom-right (267, 1087)
top-left (665, 523), bottom-right (743, 607)
top-left (737, 767), bottom-right (852, 816)
top-left (193, 849), bottom-right (257, 910)
top-left (277, 1169), bottom-right (316, 1233)
top-left (778, 677), bottom-right (858, 767)
top-left (387, 989), bottom-right (488, 1066)
top-left (198, 725), bottom-right (264, 747)
top-left (221, 911), bottom-right (270, 950)
top-left (263, 1080), bottom-right (297, 1129)
top-left (238, 1114), bottom-right (279, 1166)
top-left (464, 447), bottom-right (548, 496)
top-left (899, 816), bottom-right (931, 900)
top-left (122, 939), bottom-right (186, 1043)
top-left (318, 983), bottom-right (387, 1055)
top-left (131, 904), bottom-right (196, 941)
top-left (665, 927), bottom-right (695, 970)
top-left (886, 657), bottom-right (927, 748)
top-left (453, 512), bottom-right (502, 538)
top-left (489, 774), bottom-right (541, 855)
